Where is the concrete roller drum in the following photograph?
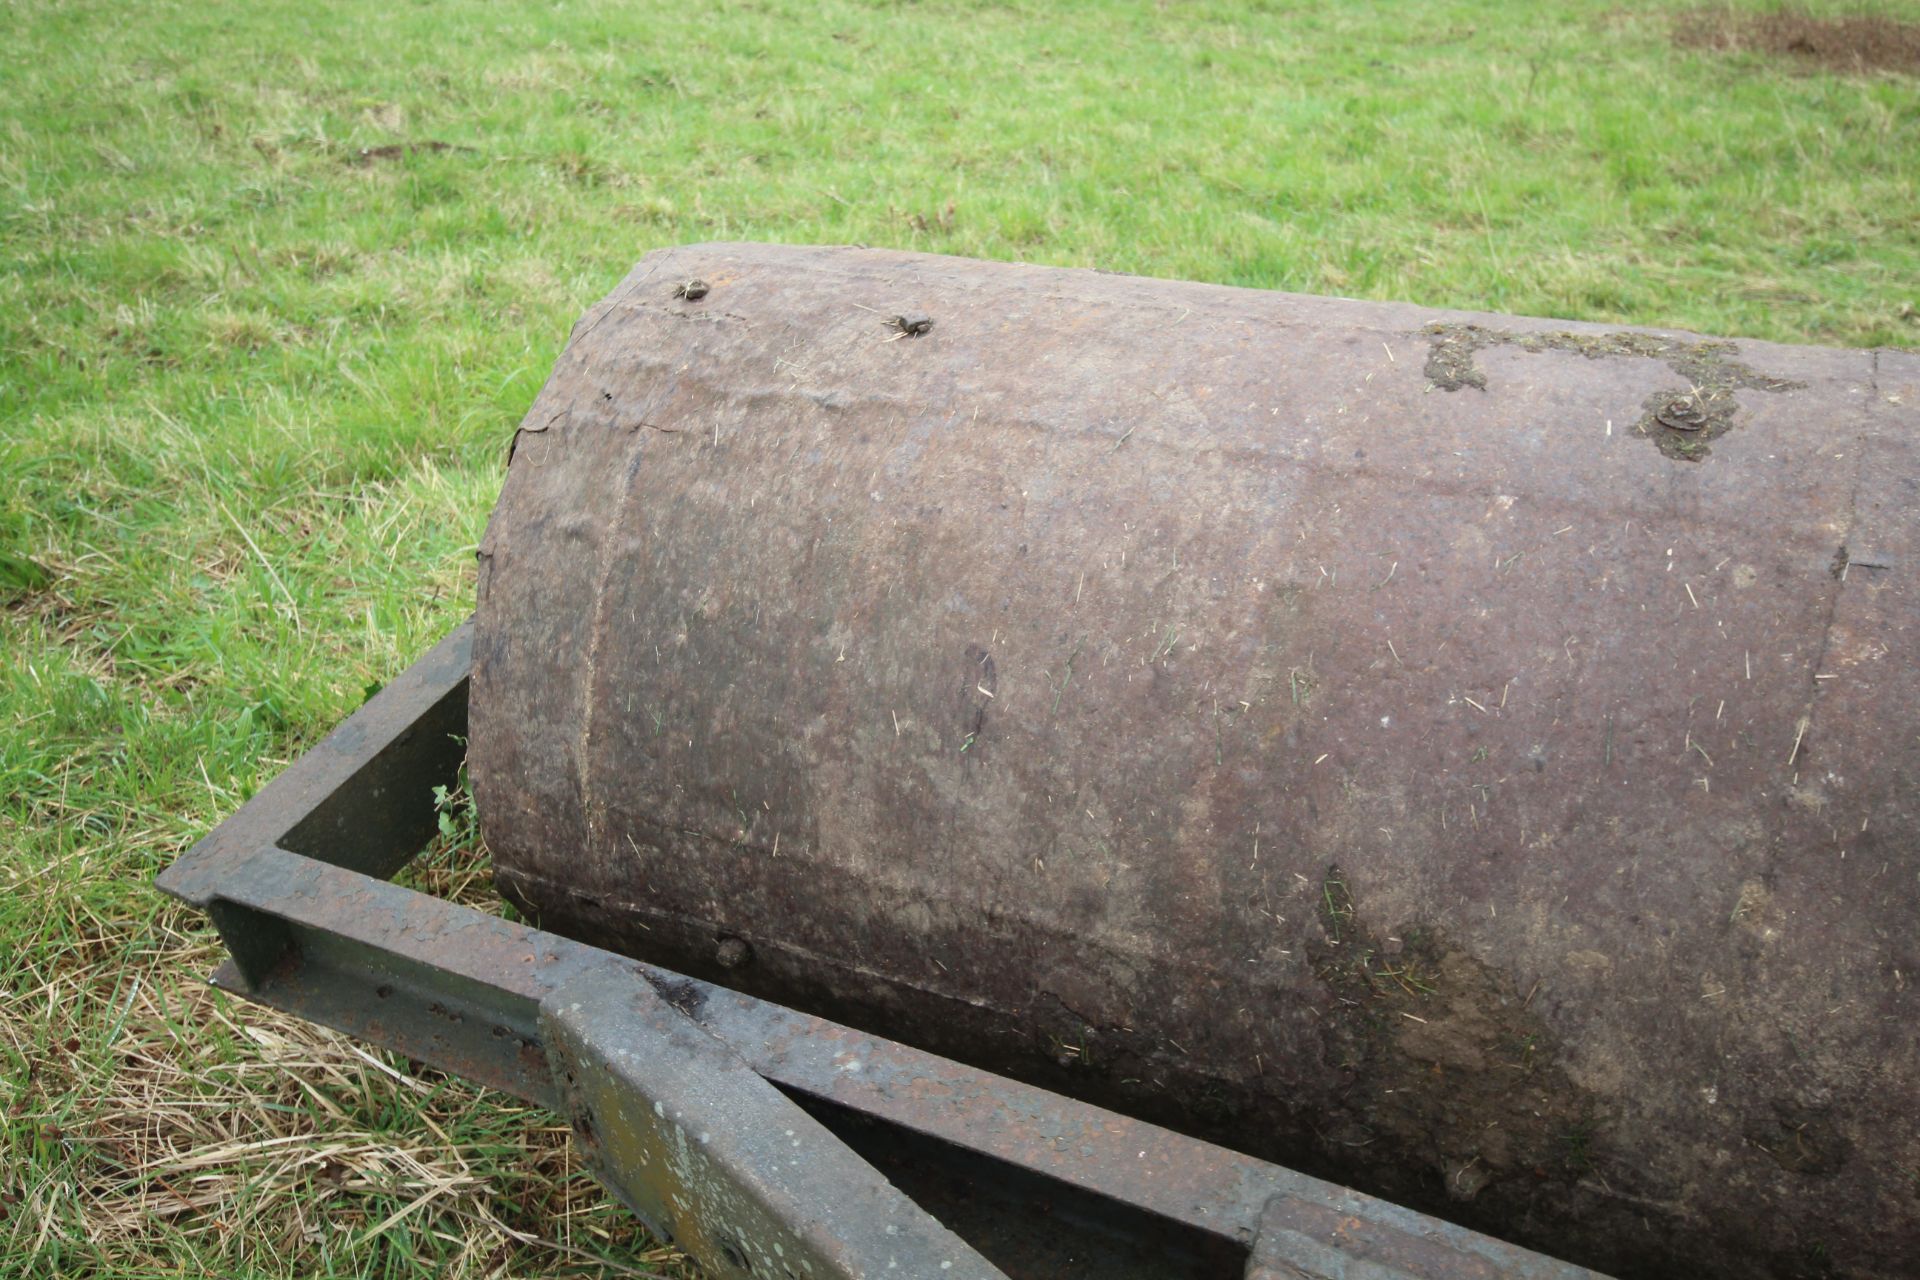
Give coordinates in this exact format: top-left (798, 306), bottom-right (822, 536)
top-left (469, 243), bottom-right (1919, 1278)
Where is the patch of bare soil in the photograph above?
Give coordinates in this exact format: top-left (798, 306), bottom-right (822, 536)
top-left (1677, 7), bottom-right (1920, 75)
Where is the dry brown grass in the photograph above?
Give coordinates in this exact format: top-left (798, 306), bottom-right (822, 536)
top-left (1, 835), bottom-right (693, 1279)
top-left (1676, 5), bottom-right (1920, 74)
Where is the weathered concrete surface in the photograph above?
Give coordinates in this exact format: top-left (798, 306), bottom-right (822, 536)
top-left (470, 243), bottom-right (1920, 1279)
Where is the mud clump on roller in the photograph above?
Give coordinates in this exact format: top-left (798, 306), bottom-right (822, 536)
top-left (1308, 867), bottom-right (1601, 1210)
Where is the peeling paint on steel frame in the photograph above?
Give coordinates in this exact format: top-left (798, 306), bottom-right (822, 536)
top-left (472, 243), bottom-right (1920, 1279)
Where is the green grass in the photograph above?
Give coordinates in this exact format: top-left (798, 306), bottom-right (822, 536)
top-left (1, 0), bottom-right (1915, 1275)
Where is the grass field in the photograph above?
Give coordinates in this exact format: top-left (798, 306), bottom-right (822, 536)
top-left (2, 0), bottom-right (1916, 1275)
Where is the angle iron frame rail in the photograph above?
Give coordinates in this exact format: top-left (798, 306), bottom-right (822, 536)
top-left (158, 620), bottom-right (1605, 1280)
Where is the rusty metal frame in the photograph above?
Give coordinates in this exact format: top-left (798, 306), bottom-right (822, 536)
top-left (158, 621), bottom-right (1604, 1279)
